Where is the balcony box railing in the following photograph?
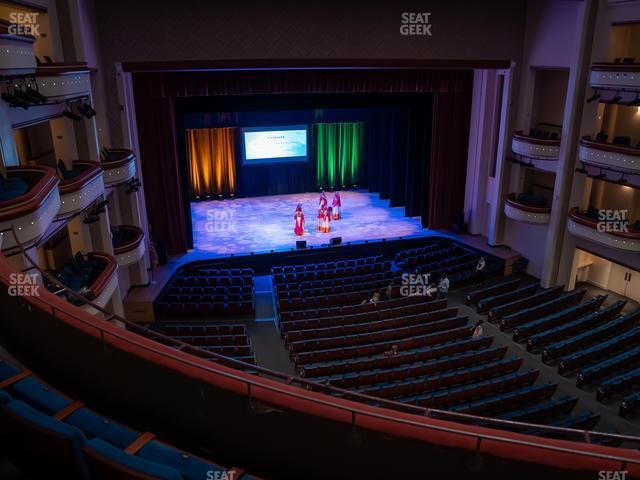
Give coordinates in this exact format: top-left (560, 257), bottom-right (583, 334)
top-left (504, 193), bottom-right (551, 224)
top-left (33, 63), bottom-right (92, 99)
top-left (112, 225), bottom-right (145, 267)
top-left (57, 161), bottom-right (104, 218)
top-left (579, 136), bottom-right (640, 174)
top-left (590, 62), bottom-right (640, 91)
top-left (0, 166), bottom-right (60, 250)
top-left (568, 207), bottom-right (640, 252)
top-left (0, 20), bottom-right (36, 74)
top-left (511, 131), bottom-right (560, 160)
top-left (101, 149), bottom-right (136, 187)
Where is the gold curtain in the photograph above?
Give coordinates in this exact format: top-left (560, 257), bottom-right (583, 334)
top-left (186, 128), bottom-right (237, 196)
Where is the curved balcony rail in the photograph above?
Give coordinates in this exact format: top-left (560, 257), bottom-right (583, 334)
top-left (590, 62), bottom-right (640, 91)
top-left (511, 131), bottom-right (560, 160)
top-left (2, 225), bottom-right (640, 476)
top-left (112, 225), bottom-right (145, 267)
top-left (579, 136), bottom-right (640, 174)
top-left (568, 207), bottom-right (640, 252)
top-left (0, 166), bottom-right (60, 250)
top-left (31, 63), bottom-right (92, 99)
top-left (0, 19), bottom-right (37, 74)
top-left (101, 148), bottom-right (137, 187)
top-left (57, 161), bottom-right (104, 218)
top-left (504, 193), bottom-right (551, 224)
top-left (45, 252), bottom-right (118, 313)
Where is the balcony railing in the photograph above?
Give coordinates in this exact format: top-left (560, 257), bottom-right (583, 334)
top-left (568, 207), bottom-right (640, 252)
top-left (0, 19), bottom-right (36, 74)
top-left (504, 193), bottom-right (551, 224)
top-left (0, 166), bottom-right (60, 250)
top-left (112, 225), bottom-right (145, 267)
top-left (57, 161), bottom-right (104, 218)
top-left (579, 136), bottom-right (640, 174)
top-left (511, 131), bottom-right (560, 160)
top-left (101, 148), bottom-right (136, 187)
top-left (590, 62), bottom-right (640, 91)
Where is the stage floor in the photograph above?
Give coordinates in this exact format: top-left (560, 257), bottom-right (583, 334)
top-left (191, 191), bottom-right (425, 255)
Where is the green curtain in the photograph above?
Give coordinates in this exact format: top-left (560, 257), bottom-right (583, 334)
top-left (314, 122), bottom-right (364, 188)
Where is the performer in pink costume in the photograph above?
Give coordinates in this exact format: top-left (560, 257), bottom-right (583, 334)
top-left (294, 204), bottom-right (305, 236)
top-left (331, 192), bottom-right (341, 220)
top-left (319, 191), bottom-right (328, 210)
top-left (323, 206), bottom-right (331, 233)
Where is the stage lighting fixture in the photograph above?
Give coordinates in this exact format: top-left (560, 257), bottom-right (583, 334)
top-left (62, 104), bottom-right (82, 122)
top-left (14, 89), bottom-right (42, 105)
top-left (77, 101), bottom-right (97, 119)
top-left (25, 85), bottom-right (47, 103)
top-left (606, 91), bottom-right (622, 104)
top-left (586, 89), bottom-right (600, 103)
top-left (2, 92), bottom-right (30, 109)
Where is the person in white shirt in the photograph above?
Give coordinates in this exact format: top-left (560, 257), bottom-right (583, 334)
top-left (437, 273), bottom-right (450, 299)
top-left (472, 319), bottom-right (484, 338)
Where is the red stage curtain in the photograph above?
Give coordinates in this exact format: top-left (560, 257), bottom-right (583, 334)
top-left (186, 128), bottom-right (237, 197)
top-left (428, 91), bottom-right (473, 229)
top-left (135, 97), bottom-right (189, 254)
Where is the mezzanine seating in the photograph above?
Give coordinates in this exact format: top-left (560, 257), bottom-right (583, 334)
top-left (0, 356), bottom-right (260, 480)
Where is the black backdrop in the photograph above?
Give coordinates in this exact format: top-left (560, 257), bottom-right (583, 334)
top-left (133, 69), bottom-right (472, 254)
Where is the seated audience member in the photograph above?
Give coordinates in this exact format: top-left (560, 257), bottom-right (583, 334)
top-left (384, 344), bottom-right (398, 357)
top-left (472, 319), bottom-right (484, 338)
top-left (361, 291), bottom-right (380, 305)
top-left (385, 282), bottom-right (394, 299)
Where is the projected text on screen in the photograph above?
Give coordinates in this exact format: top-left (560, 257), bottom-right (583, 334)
top-left (242, 126), bottom-right (308, 165)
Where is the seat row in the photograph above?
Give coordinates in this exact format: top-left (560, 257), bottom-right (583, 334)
top-left (465, 277), bottom-right (520, 306)
top-left (0, 357), bottom-right (260, 480)
top-left (273, 255), bottom-right (384, 275)
top-left (477, 283), bottom-right (538, 314)
top-left (396, 245), bottom-right (463, 269)
top-left (165, 285), bottom-right (254, 297)
top-left (280, 296), bottom-right (444, 323)
top-left (172, 274), bottom-right (253, 287)
top-left (488, 286), bottom-right (562, 321)
top-left (273, 261), bottom-right (390, 283)
top-left (394, 242), bottom-right (447, 262)
top-left (499, 289), bottom-right (585, 331)
top-left (275, 270), bottom-right (397, 294)
top-left (156, 300), bottom-right (255, 317)
top-left (278, 290), bottom-right (379, 312)
top-left (281, 301), bottom-right (451, 336)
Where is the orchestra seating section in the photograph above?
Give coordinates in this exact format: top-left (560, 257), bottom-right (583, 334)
top-left (269, 246), bottom-right (606, 436)
top-left (156, 267), bottom-right (255, 318)
top-left (149, 323), bottom-right (257, 364)
top-left (466, 279), bottom-right (640, 419)
top-left (0, 356), bottom-right (261, 480)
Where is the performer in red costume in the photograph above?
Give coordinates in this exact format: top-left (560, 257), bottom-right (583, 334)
top-left (294, 203), bottom-right (305, 236)
top-left (331, 192), bottom-right (341, 220)
top-left (319, 191), bottom-right (328, 210)
top-left (317, 205), bottom-right (325, 232)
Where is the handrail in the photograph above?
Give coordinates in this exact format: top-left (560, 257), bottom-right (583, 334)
top-left (112, 226), bottom-right (144, 255)
top-left (569, 207), bottom-right (640, 240)
top-left (58, 161), bottom-right (102, 194)
top-left (512, 130), bottom-right (561, 147)
top-left (4, 225), bottom-right (640, 466)
top-left (0, 167), bottom-right (59, 221)
top-left (101, 148), bottom-right (136, 169)
top-left (505, 193), bottom-right (551, 214)
top-left (580, 135), bottom-right (640, 157)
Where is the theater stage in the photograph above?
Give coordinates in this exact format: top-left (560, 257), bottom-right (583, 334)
top-left (190, 191), bottom-right (424, 256)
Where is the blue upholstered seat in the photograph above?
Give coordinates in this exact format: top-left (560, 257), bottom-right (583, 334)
top-left (10, 377), bottom-right (73, 415)
top-left (0, 389), bottom-right (12, 406)
top-left (65, 407), bottom-right (139, 449)
top-left (138, 440), bottom-right (227, 480)
top-left (0, 359), bottom-right (20, 380)
top-left (84, 438), bottom-right (183, 480)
